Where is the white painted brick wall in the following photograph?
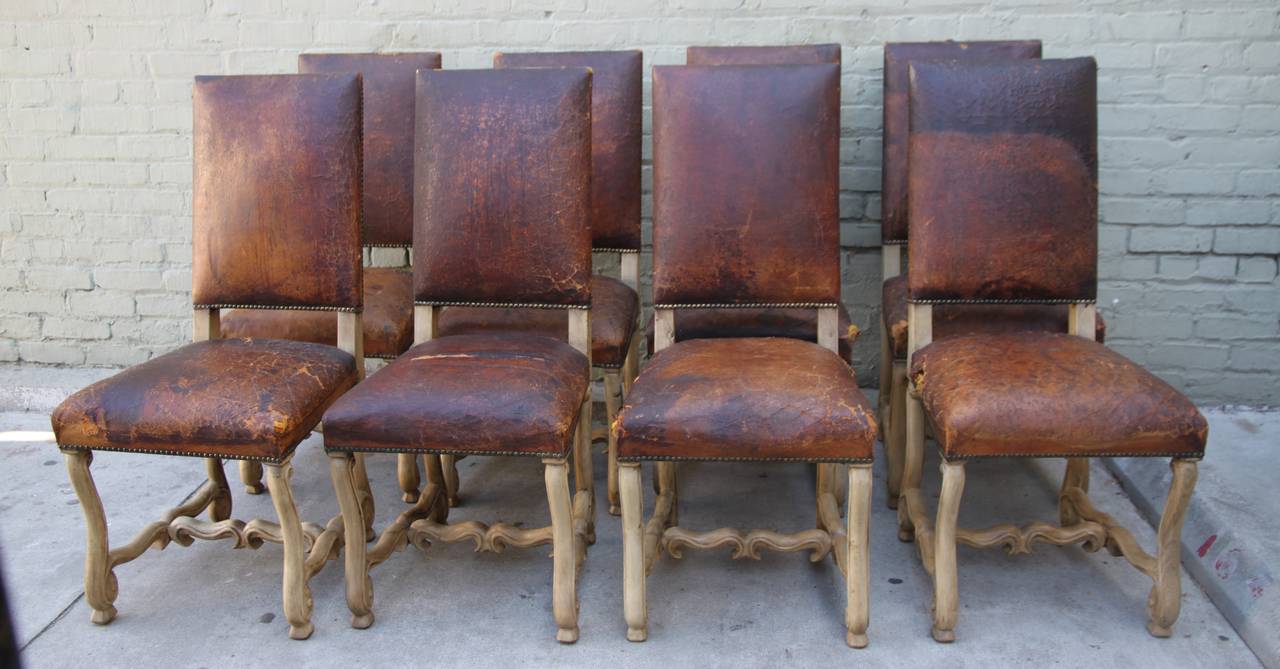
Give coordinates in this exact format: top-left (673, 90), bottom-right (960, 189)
top-left (1, 0), bottom-right (1278, 405)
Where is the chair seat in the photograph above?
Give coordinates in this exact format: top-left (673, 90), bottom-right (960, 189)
top-left (644, 303), bottom-right (858, 364)
top-left (909, 332), bottom-right (1207, 460)
top-left (221, 267), bottom-right (413, 359)
top-left (437, 275), bottom-right (639, 368)
top-left (882, 275), bottom-right (1107, 358)
top-left (323, 333), bottom-right (590, 457)
top-left (52, 338), bottom-right (358, 463)
top-left (615, 338), bottom-right (876, 463)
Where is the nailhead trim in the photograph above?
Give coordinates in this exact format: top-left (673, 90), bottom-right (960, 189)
top-left (594, 247), bottom-right (640, 254)
top-left (618, 454), bottom-right (873, 464)
top-left (196, 304), bottom-right (360, 312)
top-left (654, 302), bottom-right (841, 309)
top-left (908, 298), bottom-right (1096, 305)
top-left (417, 301), bottom-right (590, 310)
top-left (882, 239), bottom-right (907, 246)
top-left (324, 445), bottom-right (570, 458)
top-left (58, 443), bottom-right (288, 464)
top-left (364, 243), bottom-right (411, 248)
top-left (941, 449), bottom-right (1204, 461)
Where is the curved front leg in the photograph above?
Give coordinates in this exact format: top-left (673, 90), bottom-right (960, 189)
top-left (265, 461), bottom-right (314, 640)
top-left (330, 452), bottom-right (374, 629)
top-left (64, 450), bottom-right (118, 625)
top-left (1148, 458), bottom-right (1197, 637)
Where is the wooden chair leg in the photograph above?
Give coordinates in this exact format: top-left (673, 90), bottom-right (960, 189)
top-left (397, 454), bottom-right (420, 504)
top-left (932, 460), bottom-right (965, 643)
top-left (1059, 457), bottom-right (1090, 527)
top-left (574, 397), bottom-right (597, 543)
top-left (604, 371), bottom-right (624, 516)
top-left (442, 454), bottom-right (460, 507)
top-left (657, 461), bottom-right (678, 526)
top-left (205, 458), bottom-right (233, 522)
top-left (63, 450), bottom-right (118, 625)
top-left (329, 452), bottom-right (374, 630)
top-left (264, 461), bottom-right (314, 640)
top-left (353, 453), bottom-right (375, 541)
top-left (240, 460), bottom-right (264, 495)
top-left (424, 454), bottom-right (449, 522)
top-left (845, 464), bottom-right (872, 648)
top-left (886, 361), bottom-right (907, 509)
top-left (544, 458), bottom-right (579, 643)
top-left (877, 317), bottom-right (891, 437)
top-left (1148, 458), bottom-right (1197, 638)
top-left (619, 462), bottom-right (647, 641)
top-left (897, 388), bottom-right (925, 541)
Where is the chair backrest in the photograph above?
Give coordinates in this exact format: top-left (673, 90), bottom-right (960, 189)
top-left (413, 68), bottom-right (593, 309)
top-left (299, 52), bottom-right (442, 249)
top-left (494, 50), bottom-right (643, 254)
top-left (907, 58), bottom-right (1098, 304)
top-left (192, 74), bottom-right (363, 312)
top-left (686, 44), bottom-right (840, 65)
top-left (882, 41), bottom-right (1041, 247)
top-left (652, 64), bottom-right (841, 308)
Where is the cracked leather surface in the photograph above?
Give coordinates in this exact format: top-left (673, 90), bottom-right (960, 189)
top-left (910, 332), bottom-right (1207, 459)
top-left (686, 43), bottom-right (840, 66)
top-left (881, 41), bottom-right (1041, 244)
top-left (192, 74), bottom-right (363, 310)
top-left (220, 268), bottom-right (413, 359)
top-left (437, 275), bottom-right (638, 368)
top-left (323, 333), bottom-right (589, 456)
top-left (615, 338), bottom-right (875, 462)
top-left (413, 68), bottom-right (592, 308)
top-left (644, 304), bottom-right (858, 364)
top-left (495, 50), bottom-right (642, 252)
top-left (299, 52), bottom-right (441, 248)
top-left (651, 64), bottom-right (841, 306)
top-left (52, 339), bottom-right (357, 462)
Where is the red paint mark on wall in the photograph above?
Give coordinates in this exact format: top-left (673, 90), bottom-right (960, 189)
top-left (1197, 534), bottom-right (1217, 558)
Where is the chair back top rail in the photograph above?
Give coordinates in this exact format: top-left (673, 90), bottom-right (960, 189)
top-left (686, 43), bottom-right (841, 66)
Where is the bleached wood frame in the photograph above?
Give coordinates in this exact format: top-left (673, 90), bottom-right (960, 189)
top-left (896, 301), bottom-right (1199, 642)
top-left (330, 304), bottom-right (594, 643)
top-left (64, 306), bottom-right (371, 640)
top-left (878, 244), bottom-right (908, 510)
top-left (618, 306), bottom-right (872, 648)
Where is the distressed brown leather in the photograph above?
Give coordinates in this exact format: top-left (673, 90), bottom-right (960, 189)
top-left (220, 268), bottom-right (413, 359)
top-left (881, 41), bottom-right (1040, 244)
top-left (907, 59), bottom-right (1098, 303)
top-left (644, 304), bottom-right (858, 364)
top-left (882, 275), bottom-right (1106, 358)
top-left (299, 52), bottom-right (441, 248)
top-left (495, 50), bottom-right (642, 252)
top-left (192, 74), bottom-right (363, 310)
top-left (437, 275), bottom-right (638, 368)
top-left (615, 338), bottom-right (875, 462)
top-left (323, 334), bottom-right (589, 457)
top-left (53, 339), bottom-right (357, 462)
top-left (651, 64), bottom-right (840, 307)
top-left (413, 68), bottom-right (592, 308)
top-left (686, 44), bottom-right (840, 66)
top-left (909, 332), bottom-right (1207, 459)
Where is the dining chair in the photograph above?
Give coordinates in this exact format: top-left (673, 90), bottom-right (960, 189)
top-left (615, 63), bottom-right (878, 648)
top-left (897, 57), bottom-right (1207, 642)
top-left (50, 74), bottom-right (369, 639)
top-left (321, 67), bottom-right (595, 643)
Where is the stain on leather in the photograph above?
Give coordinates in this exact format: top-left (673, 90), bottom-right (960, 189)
top-left (686, 43), bottom-right (840, 66)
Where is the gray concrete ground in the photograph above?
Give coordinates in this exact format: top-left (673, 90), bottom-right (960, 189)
top-left (0, 389), bottom-right (1265, 668)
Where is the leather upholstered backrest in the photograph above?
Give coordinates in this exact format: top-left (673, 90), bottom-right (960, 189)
top-left (412, 68), bottom-right (593, 308)
top-left (192, 74), bottom-right (363, 311)
top-left (686, 44), bottom-right (841, 66)
top-left (299, 52), bottom-right (442, 248)
top-left (907, 58), bottom-right (1098, 303)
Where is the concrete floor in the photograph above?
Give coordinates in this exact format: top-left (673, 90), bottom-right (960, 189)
top-left (0, 407), bottom-right (1260, 668)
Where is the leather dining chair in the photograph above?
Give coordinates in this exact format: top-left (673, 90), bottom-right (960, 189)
top-left (896, 57), bottom-right (1207, 642)
top-left (321, 67), bottom-right (596, 644)
top-left (50, 74), bottom-right (369, 640)
top-left (614, 63), bottom-right (878, 648)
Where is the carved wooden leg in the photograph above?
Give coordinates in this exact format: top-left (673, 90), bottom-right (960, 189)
top-left (329, 452), bottom-right (374, 630)
top-left (619, 462), bottom-right (647, 641)
top-left (932, 460), bottom-right (965, 643)
top-left (240, 460), bottom-right (264, 495)
top-left (352, 453), bottom-right (375, 541)
top-left (397, 454), bottom-right (420, 504)
top-left (604, 371), bottom-right (623, 516)
top-left (1059, 457), bottom-right (1090, 527)
top-left (898, 389), bottom-right (925, 541)
top-left (574, 397), bottom-right (596, 543)
top-left (442, 454), bottom-right (460, 507)
top-left (657, 461), bottom-right (678, 526)
top-left (64, 450), bottom-right (118, 625)
top-left (544, 458), bottom-right (579, 643)
top-left (1148, 458), bottom-right (1197, 638)
top-left (264, 461), bottom-right (314, 640)
top-left (845, 464), bottom-right (872, 648)
top-left (424, 454), bottom-right (448, 523)
top-left (205, 458), bottom-right (233, 522)
top-left (886, 361), bottom-right (907, 509)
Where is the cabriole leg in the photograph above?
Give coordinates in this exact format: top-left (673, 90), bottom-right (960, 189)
top-left (932, 460), bottom-right (965, 643)
top-left (545, 458), bottom-right (579, 643)
top-left (330, 452), bottom-right (373, 629)
top-left (1148, 458), bottom-right (1197, 638)
top-left (205, 457), bottom-right (232, 522)
top-left (1059, 457), bottom-right (1090, 527)
top-left (353, 453), bottom-right (375, 541)
top-left (64, 450), bottom-right (118, 625)
top-left (898, 389), bottom-right (926, 541)
top-left (620, 462), bottom-right (647, 641)
top-left (265, 461), bottom-right (314, 640)
top-left (845, 464), bottom-right (872, 648)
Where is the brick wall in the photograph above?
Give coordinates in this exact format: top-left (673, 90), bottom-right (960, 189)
top-left (1, 0), bottom-right (1277, 404)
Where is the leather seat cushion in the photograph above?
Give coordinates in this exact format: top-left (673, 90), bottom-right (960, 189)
top-left (221, 267), bottom-right (413, 359)
top-left (437, 275), bottom-right (638, 368)
top-left (52, 338), bottom-right (357, 462)
top-left (616, 338), bottom-right (876, 463)
top-left (323, 333), bottom-right (590, 457)
top-left (910, 332), bottom-right (1207, 459)
top-left (883, 275), bottom-right (1107, 357)
top-left (644, 303), bottom-right (858, 364)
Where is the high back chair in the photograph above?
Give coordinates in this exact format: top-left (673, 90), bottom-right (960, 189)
top-left (897, 58), bottom-right (1207, 642)
top-left (219, 52), bottom-right (440, 498)
top-left (614, 63), bottom-right (878, 648)
top-left (322, 67), bottom-right (595, 643)
top-left (50, 74), bottom-right (369, 639)
top-left (423, 50), bottom-right (643, 516)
